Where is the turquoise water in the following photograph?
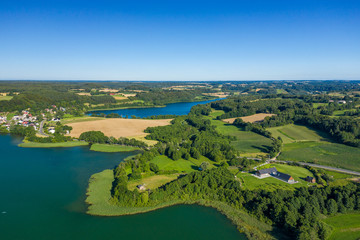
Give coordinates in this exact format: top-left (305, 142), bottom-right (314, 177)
top-left (88, 98), bottom-right (224, 118)
top-left (0, 135), bottom-right (244, 240)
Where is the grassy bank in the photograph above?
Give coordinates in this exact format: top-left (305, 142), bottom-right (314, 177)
top-left (86, 169), bottom-right (275, 240)
top-left (90, 143), bottom-right (141, 152)
top-left (19, 140), bottom-right (88, 148)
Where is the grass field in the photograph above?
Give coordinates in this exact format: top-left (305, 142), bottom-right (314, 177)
top-left (150, 155), bottom-right (198, 173)
top-left (205, 115), bottom-right (272, 156)
top-left (223, 113), bottom-right (275, 124)
top-left (323, 213), bottom-right (360, 240)
top-left (0, 96), bottom-right (13, 101)
top-left (61, 116), bottom-right (105, 124)
top-left (279, 141), bottom-right (360, 172)
top-left (268, 124), bottom-right (329, 144)
top-left (127, 174), bottom-right (180, 190)
top-left (313, 103), bottom-right (328, 108)
top-left (18, 141), bottom-right (88, 148)
top-left (90, 143), bottom-right (140, 152)
top-left (66, 118), bottom-right (171, 138)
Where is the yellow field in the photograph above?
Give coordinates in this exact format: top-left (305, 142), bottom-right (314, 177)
top-left (127, 174), bottom-right (179, 191)
top-left (223, 113), bottom-right (275, 124)
top-left (66, 118), bottom-right (171, 138)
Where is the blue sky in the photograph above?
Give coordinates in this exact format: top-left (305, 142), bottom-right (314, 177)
top-left (0, 0), bottom-right (359, 80)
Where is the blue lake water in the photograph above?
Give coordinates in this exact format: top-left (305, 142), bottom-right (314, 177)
top-left (0, 133), bottom-right (244, 240)
top-left (88, 98), bottom-right (224, 118)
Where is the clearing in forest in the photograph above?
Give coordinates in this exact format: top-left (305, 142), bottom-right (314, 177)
top-left (205, 115), bottom-right (272, 156)
top-left (66, 118), bottom-right (171, 138)
top-left (223, 113), bottom-right (275, 124)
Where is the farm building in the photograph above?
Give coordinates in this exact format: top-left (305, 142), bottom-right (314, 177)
top-left (306, 176), bottom-right (316, 183)
top-left (256, 167), bottom-right (296, 183)
top-left (274, 172), bottom-right (295, 183)
top-left (256, 167), bottom-right (278, 177)
top-left (136, 184), bottom-right (146, 191)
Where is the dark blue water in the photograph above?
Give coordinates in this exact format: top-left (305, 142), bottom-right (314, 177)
top-left (0, 135), bottom-right (244, 240)
top-left (88, 98), bottom-right (224, 118)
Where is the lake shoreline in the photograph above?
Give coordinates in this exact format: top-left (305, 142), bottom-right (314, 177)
top-left (85, 169), bottom-right (274, 240)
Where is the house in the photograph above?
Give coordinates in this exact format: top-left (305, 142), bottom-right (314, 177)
top-left (274, 172), bottom-right (295, 183)
top-left (48, 127), bottom-right (55, 134)
top-left (256, 167), bottom-right (296, 183)
top-left (136, 184), bottom-right (146, 191)
top-left (256, 167), bottom-right (277, 177)
top-left (338, 100), bottom-right (346, 104)
top-left (306, 176), bottom-right (316, 183)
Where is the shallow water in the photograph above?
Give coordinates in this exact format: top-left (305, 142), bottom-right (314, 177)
top-left (0, 135), bottom-right (244, 240)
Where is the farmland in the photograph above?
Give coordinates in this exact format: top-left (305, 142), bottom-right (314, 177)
top-left (323, 213), bottom-right (360, 240)
top-left (89, 143), bottom-right (140, 152)
top-left (223, 113), bottom-right (275, 124)
top-left (206, 113), bottom-right (272, 156)
top-left (66, 118), bottom-right (171, 138)
top-left (278, 141), bottom-right (360, 172)
top-left (267, 124), bottom-right (329, 144)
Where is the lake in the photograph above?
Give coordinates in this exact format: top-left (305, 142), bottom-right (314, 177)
top-left (88, 98), bottom-right (224, 118)
top-left (0, 135), bottom-right (244, 240)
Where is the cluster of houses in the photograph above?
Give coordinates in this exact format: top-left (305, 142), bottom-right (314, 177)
top-left (256, 167), bottom-right (316, 184)
top-left (11, 111), bottom-right (39, 130)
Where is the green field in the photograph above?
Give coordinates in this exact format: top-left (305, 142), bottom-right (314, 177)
top-left (279, 141), bottom-right (360, 172)
top-left (312, 102), bottom-right (328, 108)
top-left (206, 114), bottom-right (272, 156)
top-left (150, 155), bottom-right (214, 173)
top-left (322, 170), bottom-right (354, 179)
top-left (268, 124), bottom-right (329, 144)
top-left (90, 143), bottom-right (140, 152)
top-left (18, 141), bottom-right (88, 148)
top-left (61, 116), bottom-right (105, 124)
top-left (127, 173), bottom-right (180, 190)
top-left (0, 96), bottom-right (13, 101)
top-left (323, 213), bottom-right (360, 240)
top-left (238, 163), bottom-right (315, 191)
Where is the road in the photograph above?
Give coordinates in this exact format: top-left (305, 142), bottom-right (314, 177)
top-left (247, 152), bottom-right (360, 176)
top-left (271, 160), bottom-right (360, 176)
top-left (38, 120), bottom-right (49, 137)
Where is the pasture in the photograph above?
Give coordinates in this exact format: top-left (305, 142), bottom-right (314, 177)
top-left (90, 144), bottom-right (140, 152)
top-left (66, 118), bottom-right (171, 138)
top-left (150, 155), bottom-right (214, 173)
top-left (205, 116), bottom-right (272, 156)
top-left (267, 124), bottom-right (329, 144)
top-left (127, 174), bottom-right (179, 191)
top-left (256, 163), bottom-right (315, 183)
top-left (279, 141), bottom-right (360, 172)
top-left (323, 213), bottom-right (360, 240)
top-left (0, 95), bottom-right (13, 101)
top-left (223, 113), bottom-right (275, 124)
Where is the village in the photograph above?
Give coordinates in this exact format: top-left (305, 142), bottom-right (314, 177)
top-left (0, 105), bottom-right (67, 135)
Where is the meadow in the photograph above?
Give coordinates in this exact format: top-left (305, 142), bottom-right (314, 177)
top-left (206, 112), bottom-right (272, 157)
top-left (149, 155), bottom-right (214, 173)
top-left (267, 124), bottom-right (329, 144)
top-left (89, 143), bottom-right (140, 152)
top-left (0, 95), bottom-right (13, 101)
top-left (323, 213), bottom-right (360, 240)
top-left (237, 163), bottom-right (315, 191)
top-left (18, 140), bottom-right (88, 148)
top-left (279, 141), bottom-right (360, 172)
